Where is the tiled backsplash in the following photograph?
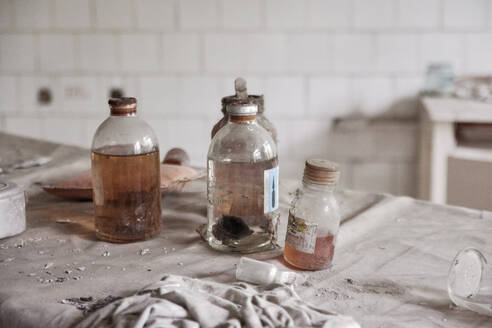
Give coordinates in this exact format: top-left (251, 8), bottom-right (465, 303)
top-left (0, 0), bottom-right (490, 196)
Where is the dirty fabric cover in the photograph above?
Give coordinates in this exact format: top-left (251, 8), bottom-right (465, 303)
top-left (1, 135), bottom-right (492, 328)
top-left (74, 274), bottom-right (359, 328)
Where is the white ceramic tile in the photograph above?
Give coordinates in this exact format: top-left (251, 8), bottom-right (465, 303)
top-left (204, 34), bottom-right (243, 72)
top-left (265, 0), bottom-right (306, 30)
top-left (287, 34), bottom-right (331, 72)
top-left (59, 76), bottom-right (98, 114)
top-left (396, 0), bottom-right (440, 29)
top-left (136, 0), bottom-right (175, 30)
top-left (163, 34), bottom-right (201, 71)
top-left (308, 77), bottom-right (351, 118)
top-left (351, 77), bottom-right (394, 116)
top-left (0, 76), bottom-right (17, 112)
top-left (39, 34), bottom-right (76, 71)
top-left (139, 77), bottom-right (180, 118)
top-left (54, 0), bottom-right (91, 29)
top-left (95, 0), bottom-right (134, 29)
top-left (78, 34), bottom-right (118, 71)
top-left (421, 33), bottom-right (465, 73)
top-left (98, 76), bottom-right (139, 107)
top-left (120, 34), bottom-right (160, 71)
top-left (333, 34), bottom-right (375, 72)
top-left (5, 117), bottom-right (43, 139)
top-left (443, 0), bottom-right (487, 30)
top-left (179, 0), bottom-right (218, 30)
top-left (0, 0), bottom-right (13, 30)
top-left (221, 0), bottom-right (261, 30)
top-left (307, 0), bottom-right (351, 29)
top-left (245, 34), bottom-right (288, 72)
top-left (353, 0), bottom-right (395, 30)
top-left (0, 34), bottom-right (35, 71)
top-left (375, 34), bottom-right (419, 73)
top-left (14, 0), bottom-right (51, 29)
top-left (464, 34), bottom-right (492, 73)
top-left (180, 77), bottom-right (222, 118)
top-left (19, 76), bottom-right (60, 113)
top-left (264, 77), bottom-right (305, 119)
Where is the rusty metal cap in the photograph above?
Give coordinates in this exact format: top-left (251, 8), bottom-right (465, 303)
top-left (303, 159), bottom-right (340, 186)
top-left (226, 101), bottom-right (258, 116)
top-left (108, 97), bottom-right (137, 116)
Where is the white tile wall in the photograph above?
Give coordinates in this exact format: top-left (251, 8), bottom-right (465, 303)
top-left (78, 34), bottom-right (119, 71)
top-left (39, 34), bottom-right (75, 71)
top-left (0, 35), bottom-right (35, 71)
top-left (221, 0), bottom-right (262, 30)
top-left (1, 0), bottom-right (492, 196)
top-left (14, 0), bottom-right (52, 30)
top-left (443, 0), bottom-right (488, 30)
top-left (53, 0), bottom-right (91, 30)
top-left (136, 0), bottom-right (175, 30)
top-left (162, 34), bottom-right (201, 72)
top-left (307, 0), bottom-right (351, 29)
top-left (120, 34), bottom-right (160, 71)
top-left (396, 0), bottom-right (440, 29)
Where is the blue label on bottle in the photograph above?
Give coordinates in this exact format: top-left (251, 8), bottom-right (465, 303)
top-left (264, 166), bottom-right (279, 213)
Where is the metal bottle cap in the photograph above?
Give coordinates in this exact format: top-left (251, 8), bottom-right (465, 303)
top-left (226, 102), bottom-right (258, 116)
top-left (108, 97), bottom-right (137, 116)
top-left (303, 159), bottom-right (340, 185)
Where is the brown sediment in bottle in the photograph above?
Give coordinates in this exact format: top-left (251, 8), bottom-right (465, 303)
top-left (109, 97), bottom-right (137, 116)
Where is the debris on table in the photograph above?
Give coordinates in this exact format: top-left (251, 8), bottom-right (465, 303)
top-left (60, 295), bottom-right (122, 313)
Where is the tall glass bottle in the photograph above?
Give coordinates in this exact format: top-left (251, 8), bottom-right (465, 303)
top-left (284, 159), bottom-right (341, 270)
top-left (91, 98), bottom-right (161, 243)
top-left (212, 78), bottom-right (277, 144)
top-left (207, 101), bottom-right (279, 253)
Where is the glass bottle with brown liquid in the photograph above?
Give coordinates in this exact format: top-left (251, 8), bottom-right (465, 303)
top-left (207, 101), bottom-right (279, 253)
top-left (91, 98), bottom-right (161, 243)
top-left (284, 159), bottom-right (341, 270)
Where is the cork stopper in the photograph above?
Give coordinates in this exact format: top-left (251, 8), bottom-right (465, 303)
top-left (109, 97), bottom-right (137, 116)
top-left (303, 159), bottom-right (340, 186)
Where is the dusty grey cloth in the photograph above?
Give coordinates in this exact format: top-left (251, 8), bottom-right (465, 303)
top-left (74, 274), bottom-right (360, 328)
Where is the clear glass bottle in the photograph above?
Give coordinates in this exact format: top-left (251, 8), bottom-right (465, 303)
top-left (91, 97), bottom-right (161, 243)
top-left (207, 101), bottom-right (279, 253)
top-left (212, 78), bottom-right (277, 144)
top-left (284, 159), bottom-right (341, 270)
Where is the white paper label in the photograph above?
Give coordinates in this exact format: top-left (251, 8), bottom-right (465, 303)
top-left (285, 213), bottom-right (317, 254)
top-left (264, 166), bottom-right (279, 213)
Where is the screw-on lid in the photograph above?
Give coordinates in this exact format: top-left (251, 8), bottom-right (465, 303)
top-left (108, 97), bottom-right (137, 116)
top-left (303, 159), bottom-right (340, 185)
top-left (226, 102), bottom-right (258, 116)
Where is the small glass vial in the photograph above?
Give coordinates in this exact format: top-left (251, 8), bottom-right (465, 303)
top-left (91, 98), bottom-right (161, 243)
top-left (236, 257), bottom-right (298, 285)
top-left (207, 101), bottom-right (279, 253)
top-left (212, 78), bottom-right (277, 144)
top-left (284, 159), bottom-right (341, 270)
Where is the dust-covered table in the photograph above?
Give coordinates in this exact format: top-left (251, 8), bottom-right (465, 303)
top-left (1, 134), bottom-right (491, 327)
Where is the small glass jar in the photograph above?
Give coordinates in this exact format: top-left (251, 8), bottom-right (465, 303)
top-left (207, 101), bottom-right (279, 253)
top-left (284, 159), bottom-right (341, 270)
top-left (91, 98), bottom-right (161, 243)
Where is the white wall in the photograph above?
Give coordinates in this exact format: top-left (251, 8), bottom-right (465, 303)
top-left (0, 0), bottom-right (490, 195)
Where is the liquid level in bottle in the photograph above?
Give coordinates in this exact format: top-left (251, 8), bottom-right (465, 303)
top-left (91, 149), bottom-right (161, 243)
top-left (207, 157), bottom-right (279, 253)
top-left (284, 234), bottom-right (335, 270)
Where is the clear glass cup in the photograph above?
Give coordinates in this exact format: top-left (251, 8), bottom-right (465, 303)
top-left (448, 247), bottom-right (492, 316)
